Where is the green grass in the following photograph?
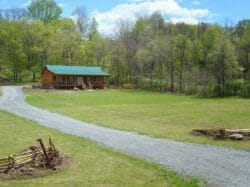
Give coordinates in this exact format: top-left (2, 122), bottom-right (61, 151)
top-left (25, 89), bottom-right (250, 150)
top-left (0, 110), bottom-right (201, 186)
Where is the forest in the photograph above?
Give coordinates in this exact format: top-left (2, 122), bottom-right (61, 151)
top-left (0, 0), bottom-right (250, 97)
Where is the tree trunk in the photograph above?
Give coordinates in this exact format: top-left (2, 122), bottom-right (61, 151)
top-left (179, 47), bottom-right (185, 93)
top-left (170, 59), bottom-right (174, 92)
top-left (217, 77), bottom-right (222, 97)
top-left (150, 61), bottom-right (155, 88)
top-left (245, 52), bottom-right (250, 81)
top-left (13, 69), bottom-right (16, 83)
top-left (160, 61), bottom-right (163, 92)
top-left (42, 49), bottom-right (48, 68)
top-left (179, 62), bottom-right (183, 93)
top-left (115, 58), bottom-right (120, 86)
top-left (33, 71), bottom-right (36, 82)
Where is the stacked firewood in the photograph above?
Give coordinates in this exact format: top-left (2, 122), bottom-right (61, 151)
top-left (122, 83), bottom-right (135, 89)
top-left (192, 128), bottom-right (250, 140)
top-left (0, 138), bottom-right (60, 174)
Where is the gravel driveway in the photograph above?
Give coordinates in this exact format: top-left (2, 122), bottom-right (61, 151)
top-left (0, 86), bottom-right (250, 187)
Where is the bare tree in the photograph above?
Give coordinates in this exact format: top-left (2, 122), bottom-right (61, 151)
top-left (4, 7), bottom-right (28, 20)
top-left (174, 34), bottom-right (190, 93)
top-left (72, 6), bottom-right (89, 38)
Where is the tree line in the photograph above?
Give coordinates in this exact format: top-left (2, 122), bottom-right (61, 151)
top-left (0, 0), bottom-right (250, 97)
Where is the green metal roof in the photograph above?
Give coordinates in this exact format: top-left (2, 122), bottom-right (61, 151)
top-left (46, 65), bottom-right (109, 76)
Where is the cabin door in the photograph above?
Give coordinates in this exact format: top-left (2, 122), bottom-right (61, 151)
top-left (77, 76), bottom-right (83, 85)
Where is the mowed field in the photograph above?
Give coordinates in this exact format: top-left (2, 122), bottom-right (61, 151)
top-left (25, 89), bottom-right (250, 150)
top-left (0, 110), bottom-right (200, 186)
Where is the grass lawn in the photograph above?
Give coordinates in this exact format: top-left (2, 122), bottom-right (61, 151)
top-left (0, 110), bottom-right (201, 186)
top-left (25, 89), bottom-right (250, 150)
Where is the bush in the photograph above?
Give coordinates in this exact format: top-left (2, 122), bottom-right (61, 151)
top-left (219, 80), bottom-right (250, 97)
top-left (239, 83), bottom-right (250, 97)
top-left (198, 84), bottom-right (216, 97)
top-left (136, 78), bottom-right (167, 91)
top-left (185, 85), bottom-right (199, 95)
top-left (136, 78), bottom-right (151, 89)
top-left (222, 80), bottom-right (250, 97)
top-left (224, 79), bottom-right (245, 96)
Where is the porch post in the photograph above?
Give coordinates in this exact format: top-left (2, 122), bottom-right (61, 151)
top-left (66, 76), bottom-right (68, 88)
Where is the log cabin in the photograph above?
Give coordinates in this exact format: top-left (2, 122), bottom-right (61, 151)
top-left (42, 65), bottom-right (109, 89)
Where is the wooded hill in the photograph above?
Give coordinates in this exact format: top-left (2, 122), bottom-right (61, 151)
top-left (0, 0), bottom-right (250, 97)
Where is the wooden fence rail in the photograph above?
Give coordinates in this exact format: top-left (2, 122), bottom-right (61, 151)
top-left (0, 138), bottom-right (57, 173)
top-left (0, 148), bottom-right (50, 173)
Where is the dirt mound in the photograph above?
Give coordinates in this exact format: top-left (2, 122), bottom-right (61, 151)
top-left (0, 138), bottom-right (72, 180)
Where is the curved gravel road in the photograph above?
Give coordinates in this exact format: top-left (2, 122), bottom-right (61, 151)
top-left (0, 86), bottom-right (250, 187)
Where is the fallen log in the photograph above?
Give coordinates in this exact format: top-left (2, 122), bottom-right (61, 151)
top-left (192, 128), bottom-right (250, 140)
top-left (224, 129), bottom-right (250, 136)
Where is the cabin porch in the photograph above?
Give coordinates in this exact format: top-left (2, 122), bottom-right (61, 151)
top-left (52, 75), bottom-right (108, 89)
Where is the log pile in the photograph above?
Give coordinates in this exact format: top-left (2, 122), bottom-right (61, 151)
top-left (122, 83), bottom-right (135, 89)
top-left (192, 128), bottom-right (250, 140)
top-left (0, 138), bottom-right (68, 179)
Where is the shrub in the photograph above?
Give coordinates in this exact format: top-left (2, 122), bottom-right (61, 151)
top-left (239, 83), bottom-right (250, 97)
top-left (198, 84), bottom-right (216, 97)
top-left (221, 80), bottom-right (250, 97)
top-left (224, 79), bottom-right (245, 96)
top-left (185, 85), bottom-right (199, 95)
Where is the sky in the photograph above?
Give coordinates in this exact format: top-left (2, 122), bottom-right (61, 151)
top-left (0, 0), bottom-right (250, 35)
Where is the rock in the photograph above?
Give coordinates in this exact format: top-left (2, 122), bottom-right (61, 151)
top-left (192, 131), bottom-right (203, 136)
top-left (228, 134), bottom-right (244, 140)
top-left (24, 86), bottom-right (32, 90)
top-left (73, 87), bottom-right (80, 90)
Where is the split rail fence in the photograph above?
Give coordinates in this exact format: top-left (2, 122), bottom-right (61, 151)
top-left (0, 138), bottom-right (57, 173)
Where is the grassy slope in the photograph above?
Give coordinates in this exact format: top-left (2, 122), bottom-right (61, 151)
top-left (0, 111), bottom-right (201, 187)
top-left (25, 89), bottom-right (250, 150)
